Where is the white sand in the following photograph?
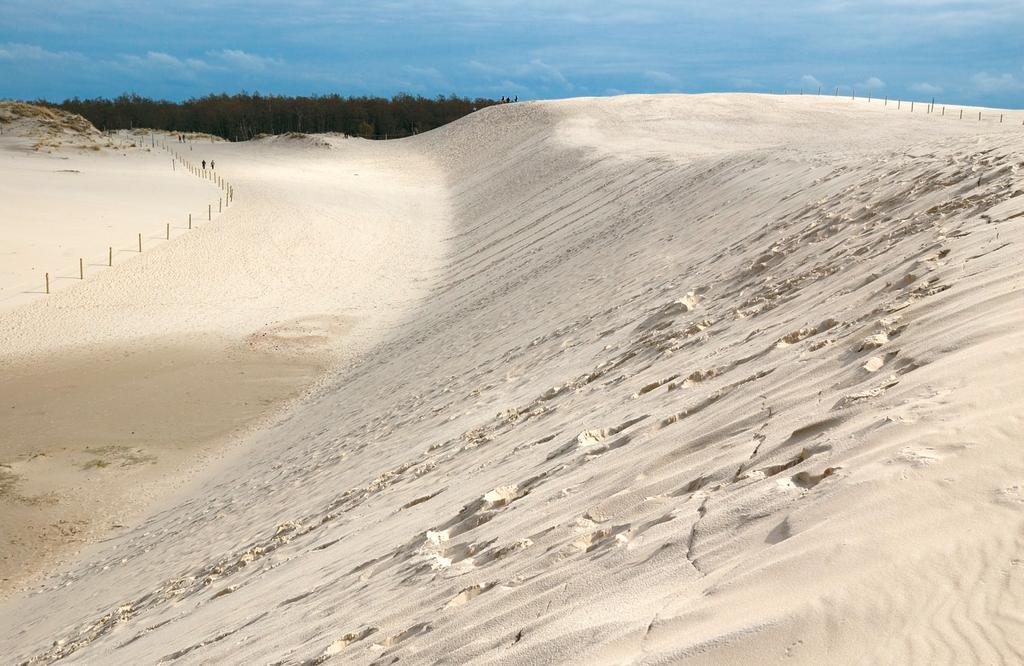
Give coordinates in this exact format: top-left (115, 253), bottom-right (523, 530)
top-left (2, 94), bottom-right (1024, 664)
top-left (0, 139), bottom-right (225, 312)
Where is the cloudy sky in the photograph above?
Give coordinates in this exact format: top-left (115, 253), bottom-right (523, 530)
top-left (1, 0), bottom-right (1022, 107)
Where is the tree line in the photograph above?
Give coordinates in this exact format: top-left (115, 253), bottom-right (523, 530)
top-left (41, 93), bottom-right (499, 141)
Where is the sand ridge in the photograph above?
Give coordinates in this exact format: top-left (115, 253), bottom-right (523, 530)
top-left (2, 94), bottom-right (1024, 664)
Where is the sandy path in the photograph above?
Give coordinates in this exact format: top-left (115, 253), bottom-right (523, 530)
top-left (3, 94), bottom-right (1024, 665)
top-left (0, 132), bottom-right (222, 310)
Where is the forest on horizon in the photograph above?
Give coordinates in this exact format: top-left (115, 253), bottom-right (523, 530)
top-left (40, 92), bottom-right (500, 141)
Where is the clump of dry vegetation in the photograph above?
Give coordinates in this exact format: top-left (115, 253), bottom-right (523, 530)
top-left (80, 446), bottom-right (157, 471)
top-left (0, 467), bottom-right (18, 498)
top-left (0, 101), bottom-right (109, 151)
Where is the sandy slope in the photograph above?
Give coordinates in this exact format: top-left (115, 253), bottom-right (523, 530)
top-left (2, 94), bottom-right (1024, 665)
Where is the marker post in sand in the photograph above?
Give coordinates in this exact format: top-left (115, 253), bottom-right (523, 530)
top-left (108, 247), bottom-right (112, 267)
top-left (166, 223), bottom-right (170, 240)
top-left (219, 198), bottom-right (222, 213)
top-left (189, 213), bottom-right (192, 230)
top-left (138, 233), bottom-right (142, 252)
top-left (79, 258), bottom-right (83, 280)
top-left (208, 204), bottom-right (211, 221)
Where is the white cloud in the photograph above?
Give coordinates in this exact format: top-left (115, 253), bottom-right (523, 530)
top-left (857, 76), bottom-right (885, 90)
top-left (910, 82), bottom-right (942, 94)
top-left (800, 74), bottom-right (823, 90)
top-left (492, 79), bottom-right (531, 94)
top-left (0, 42), bottom-right (81, 62)
top-left (529, 59), bottom-right (569, 86)
top-left (730, 77), bottom-right (756, 89)
top-left (971, 71), bottom-right (1023, 93)
top-left (113, 51), bottom-right (211, 80)
top-left (0, 42), bottom-right (285, 85)
top-left (397, 65), bottom-right (450, 91)
top-left (467, 58), bottom-right (572, 92)
top-left (211, 49), bottom-right (283, 71)
top-left (643, 70), bottom-right (679, 85)
top-left (145, 52), bottom-right (190, 68)
top-left (404, 65), bottom-right (444, 80)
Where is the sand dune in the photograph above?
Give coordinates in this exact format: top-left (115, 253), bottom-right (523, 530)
top-left (0, 109), bottom-right (449, 588)
top-left (1, 94), bottom-right (1023, 664)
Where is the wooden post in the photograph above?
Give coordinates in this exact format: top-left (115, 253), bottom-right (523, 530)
top-left (189, 213), bottom-right (192, 229)
top-left (978, 111), bottom-right (982, 121)
top-left (208, 204), bottom-right (211, 221)
top-left (138, 233), bottom-right (142, 252)
top-left (166, 222), bottom-right (170, 240)
top-left (898, 100), bottom-right (901, 109)
top-left (109, 246), bottom-right (112, 266)
top-left (960, 109), bottom-right (963, 119)
top-left (942, 106), bottom-right (945, 116)
top-left (79, 257), bottom-right (83, 280)
top-left (911, 101), bottom-right (914, 112)
top-left (219, 198), bottom-right (222, 213)
top-left (45, 272), bottom-right (49, 294)
top-left (1000, 114), bottom-right (1003, 123)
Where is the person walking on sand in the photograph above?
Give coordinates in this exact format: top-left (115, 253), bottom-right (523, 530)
top-left (201, 159), bottom-right (206, 170)
top-left (210, 160), bottom-right (215, 169)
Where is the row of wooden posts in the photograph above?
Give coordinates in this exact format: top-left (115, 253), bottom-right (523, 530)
top-left (795, 86), bottom-right (1022, 125)
top-left (43, 133), bottom-right (235, 294)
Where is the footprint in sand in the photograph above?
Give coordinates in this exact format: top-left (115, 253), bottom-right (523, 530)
top-left (863, 356), bottom-right (885, 372)
top-left (323, 626), bottom-right (377, 656)
top-left (892, 446), bottom-right (940, 467)
top-left (374, 622), bottom-right (431, 650)
top-left (445, 581), bottom-right (497, 608)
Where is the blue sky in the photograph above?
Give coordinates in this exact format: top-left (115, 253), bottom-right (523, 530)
top-left (1, 1), bottom-right (1021, 107)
